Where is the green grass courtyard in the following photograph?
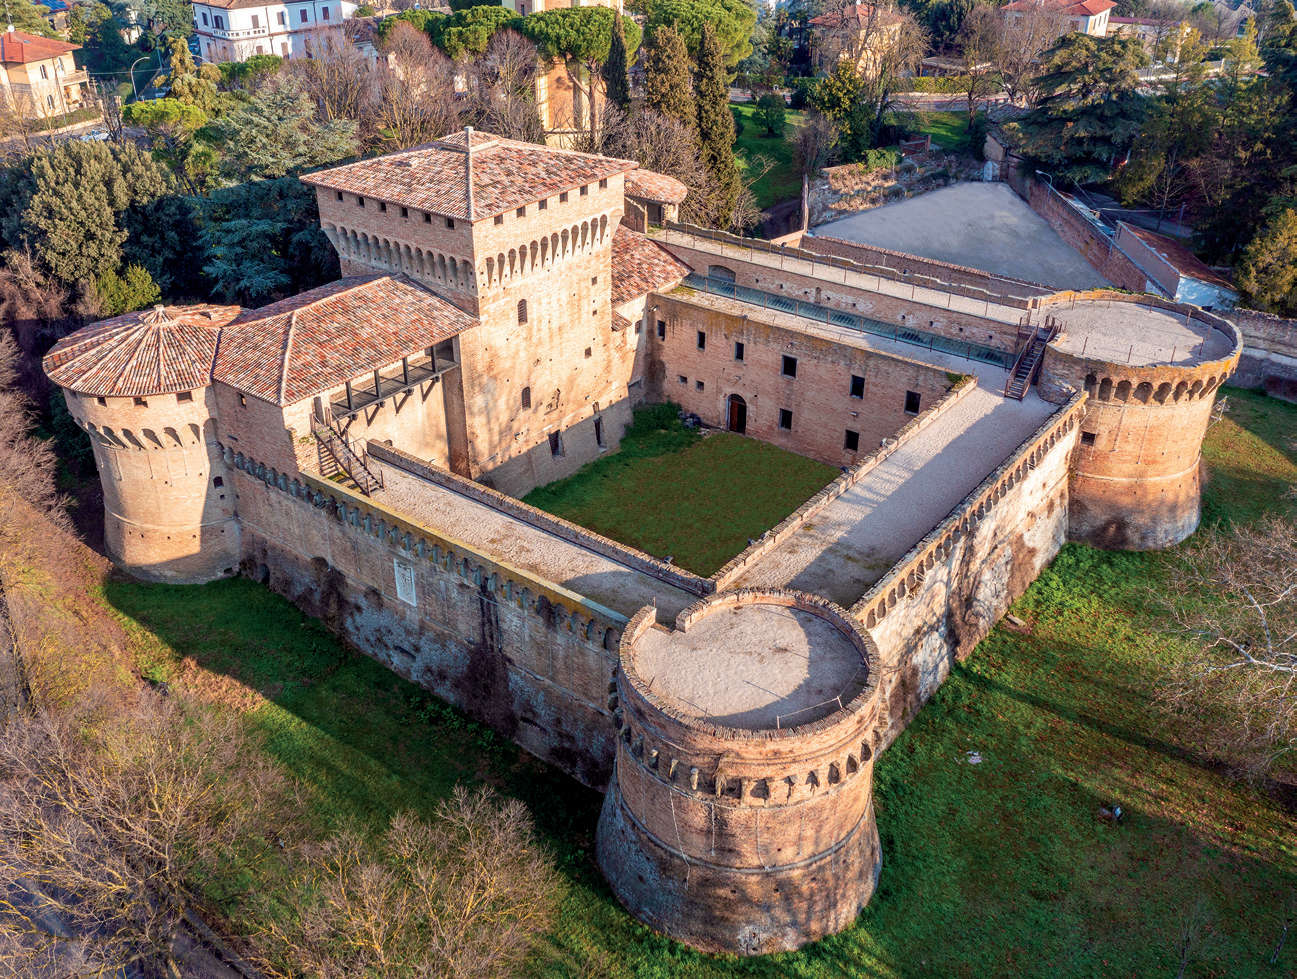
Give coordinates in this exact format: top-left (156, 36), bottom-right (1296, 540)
top-left (97, 388), bottom-right (1297, 977)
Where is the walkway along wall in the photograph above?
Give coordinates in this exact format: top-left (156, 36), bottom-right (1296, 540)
top-left (851, 395), bottom-right (1086, 744)
top-left (1229, 308), bottom-right (1297, 402)
top-left (225, 449), bottom-right (627, 788)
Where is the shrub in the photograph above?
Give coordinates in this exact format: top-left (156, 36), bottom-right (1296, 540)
top-left (754, 92), bottom-right (786, 137)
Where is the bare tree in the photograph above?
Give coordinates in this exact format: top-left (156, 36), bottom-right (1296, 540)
top-left (792, 111), bottom-right (838, 230)
top-left (95, 80), bottom-right (126, 144)
top-left (993, 2), bottom-right (1069, 105)
top-left (1161, 515), bottom-right (1297, 776)
top-left (284, 33), bottom-right (379, 129)
top-left (955, 5), bottom-right (1003, 127)
top-left (258, 784), bottom-right (561, 979)
top-left (0, 695), bottom-right (294, 976)
top-left (0, 332), bottom-right (65, 538)
top-left (374, 22), bottom-right (461, 150)
top-left (466, 29), bottom-right (545, 143)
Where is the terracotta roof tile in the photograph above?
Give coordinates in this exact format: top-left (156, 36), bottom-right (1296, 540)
top-left (809, 4), bottom-right (903, 27)
top-left (303, 130), bottom-right (637, 222)
top-left (626, 168), bottom-right (689, 206)
top-left (0, 27), bottom-right (79, 64)
top-left (1122, 224), bottom-right (1236, 292)
top-left (611, 228), bottom-right (691, 305)
top-left (213, 274), bottom-right (477, 405)
top-left (43, 304), bottom-right (240, 397)
top-left (1001, 0), bottom-right (1115, 16)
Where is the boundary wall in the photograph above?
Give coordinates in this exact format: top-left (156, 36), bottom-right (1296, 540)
top-left (851, 395), bottom-right (1086, 743)
top-left (224, 447), bottom-right (627, 788)
top-left (1228, 308), bottom-right (1297, 402)
top-left (366, 441), bottom-right (714, 597)
top-left (710, 378), bottom-right (978, 589)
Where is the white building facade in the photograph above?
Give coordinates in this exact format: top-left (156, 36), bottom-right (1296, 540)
top-left (191, 0), bottom-right (359, 63)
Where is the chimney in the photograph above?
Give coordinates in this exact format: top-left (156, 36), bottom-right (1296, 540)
top-left (464, 125), bottom-right (475, 221)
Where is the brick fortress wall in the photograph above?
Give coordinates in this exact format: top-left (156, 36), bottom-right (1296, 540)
top-left (1228, 307), bottom-right (1297, 403)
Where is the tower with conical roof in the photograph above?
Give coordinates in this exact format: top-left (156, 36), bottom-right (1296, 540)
top-left (43, 304), bottom-right (243, 582)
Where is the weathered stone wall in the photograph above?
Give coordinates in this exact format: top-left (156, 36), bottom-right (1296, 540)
top-left (597, 592), bottom-right (882, 956)
top-left (1228, 307), bottom-right (1297, 402)
top-left (227, 452), bottom-right (626, 788)
top-left (1022, 180), bottom-right (1153, 294)
top-left (60, 386), bottom-right (239, 583)
top-left (852, 397), bottom-right (1084, 744)
top-left (647, 293), bottom-right (961, 467)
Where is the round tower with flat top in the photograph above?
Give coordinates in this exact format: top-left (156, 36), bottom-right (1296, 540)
top-left (43, 304), bottom-right (243, 583)
top-left (596, 589), bottom-right (883, 955)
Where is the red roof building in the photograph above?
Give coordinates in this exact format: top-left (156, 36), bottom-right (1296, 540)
top-left (1000, 0), bottom-right (1115, 36)
top-left (0, 25), bottom-right (89, 120)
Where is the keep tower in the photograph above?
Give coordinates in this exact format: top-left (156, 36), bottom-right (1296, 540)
top-left (43, 304), bottom-right (243, 583)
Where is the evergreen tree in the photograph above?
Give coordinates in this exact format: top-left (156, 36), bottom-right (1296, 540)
top-left (644, 26), bottom-right (695, 130)
top-left (604, 12), bottom-right (631, 110)
top-left (208, 80), bottom-right (358, 183)
top-left (695, 22), bottom-right (741, 227)
top-left (1236, 208), bottom-right (1297, 315)
top-left (1007, 34), bottom-right (1148, 185)
top-left (95, 264), bottom-right (162, 316)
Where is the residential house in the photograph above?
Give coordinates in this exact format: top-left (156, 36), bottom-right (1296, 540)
top-left (1001, 0), bottom-right (1115, 37)
top-left (0, 25), bottom-right (88, 121)
top-left (190, 0), bottom-right (359, 63)
top-left (808, 3), bottom-right (905, 74)
top-left (1108, 15), bottom-right (1191, 58)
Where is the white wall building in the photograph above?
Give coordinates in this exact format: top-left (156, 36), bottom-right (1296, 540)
top-left (191, 0), bottom-right (358, 63)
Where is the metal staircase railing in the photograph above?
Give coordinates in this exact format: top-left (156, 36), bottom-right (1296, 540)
top-left (312, 420), bottom-right (383, 496)
top-left (1003, 316), bottom-right (1061, 401)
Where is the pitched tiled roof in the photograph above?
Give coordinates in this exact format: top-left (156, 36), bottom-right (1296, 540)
top-left (302, 130), bottom-right (637, 222)
top-left (626, 168), bottom-right (689, 206)
top-left (0, 27), bottom-right (78, 64)
top-left (213, 274), bottom-right (477, 405)
top-left (1002, 0), bottom-right (1115, 16)
top-left (611, 228), bottom-right (691, 305)
top-left (809, 3), bottom-right (903, 27)
top-left (43, 304), bottom-right (240, 397)
top-left (1121, 224), bottom-right (1236, 292)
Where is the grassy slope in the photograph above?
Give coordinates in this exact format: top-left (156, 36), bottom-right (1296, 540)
top-left (94, 388), bottom-right (1297, 977)
top-left (731, 102), bottom-right (806, 212)
top-left (903, 109), bottom-right (974, 155)
top-left (522, 407), bottom-right (837, 576)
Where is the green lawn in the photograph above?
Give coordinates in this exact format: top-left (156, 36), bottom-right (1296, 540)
top-left (731, 102), bottom-right (806, 212)
top-left (522, 404), bottom-right (837, 576)
top-left (904, 109), bottom-right (976, 155)
top-left (102, 388), bottom-right (1297, 977)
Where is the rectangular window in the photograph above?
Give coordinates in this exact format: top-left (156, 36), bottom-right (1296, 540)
top-left (778, 409), bottom-right (793, 430)
top-left (423, 212), bottom-right (432, 223)
top-left (378, 201), bottom-right (387, 212)
top-left (321, 6), bottom-right (329, 19)
top-left (251, 14), bottom-right (259, 27)
top-left (201, 11), bottom-right (209, 23)
top-left (599, 178), bottom-right (608, 189)
top-left (695, 380), bottom-right (704, 391)
top-left (844, 429), bottom-right (860, 452)
top-left (850, 374), bottom-right (865, 398)
top-left (678, 375), bottom-right (687, 385)
top-left (215, 14), bottom-right (223, 27)
top-left (548, 431), bottom-right (564, 457)
top-left (516, 206), bottom-right (526, 218)
top-left (401, 207), bottom-right (409, 218)
top-left (133, 397), bottom-right (147, 407)
top-left (212, 475), bottom-right (223, 487)
top-left (594, 416), bottom-right (605, 447)
top-left (904, 390), bottom-right (921, 414)
top-left (697, 330), bottom-right (706, 350)
top-left (734, 341), bottom-right (744, 361)
top-left (300, 9), bottom-right (308, 22)
top-left (96, 396), bottom-right (106, 406)
top-left (580, 185), bottom-right (588, 196)
top-left (1081, 431), bottom-right (1097, 446)
top-left (445, 217), bottom-right (455, 229)
top-left (335, 190), bottom-right (343, 201)
top-left (560, 191), bottom-right (568, 202)
top-left (357, 196), bottom-right (365, 207)
top-left (277, 11), bottom-right (285, 24)
top-left (494, 214), bottom-right (504, 225)
top-left (539, 199), bottom-right (547, 210)
top-left (782, 355), bottom-right (797, 378)
top-left (591, 275), bottom-right (597, 285)
top-left (657, 320), bottom-right (666, 339)
top-left (177, 391), bottom-right (193, 403)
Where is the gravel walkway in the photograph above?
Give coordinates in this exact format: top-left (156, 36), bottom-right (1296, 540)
top-left (379, 478), bottom-right (698, 622)
top-left (731, 382), bottom-right (1059, 607)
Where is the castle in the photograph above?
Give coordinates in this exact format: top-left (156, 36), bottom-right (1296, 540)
top-left (44, 130), bottom-right (1241, 956)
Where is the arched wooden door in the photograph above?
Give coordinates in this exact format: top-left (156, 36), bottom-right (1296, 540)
top-left (727, 394), bottom-right (747, 434)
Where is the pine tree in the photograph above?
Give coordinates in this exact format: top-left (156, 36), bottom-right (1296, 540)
top-left (694, 22), bottom-right (740, 228)
top-left (604, 12), bottom-right (631, 110)
top-left (643, 26), bottom-right (694, 130)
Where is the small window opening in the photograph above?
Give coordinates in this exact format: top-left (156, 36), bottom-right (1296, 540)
top-left (844, 429), bottom-right (860, 452)
top-left (782, 355), bottom-right (798, 378)
top-left (213, 475), bottom-right (224, 487)
top-left (656, 320), bottom-right (666, 339)
top-left (357, 196), bottom-right (365, 207)
top-left (97, 396), bottom-right (107, 406)
top-left (494, 214), bottom-right (504, 225)
top-left (378, 201), bottom-right (387, 212)
top-left (778, 409), bottom-right (793, 430)
top-left (580, 185), bottom-right (589, 196)
top-left (560, 191), bottom-right (569, 202)
top-left (516, 206), bottom-right (526, 218)
top-left (599, 178), bottom-right (608, 189)
top-left (335, 191), bottom-right (343, 201)
top-left (695, 380), bottom-right (704, 391)
top-left (850, 374), bottom-right (865, 398)
top-left (521, 386), bottom-right (531, 409)
top-left (239, 394), bottom-right (247, 406)
top-left (904, 390), bottom-right (921, 414)
top-left (401, 207), bottom-right (409, 218)
top-left (697, 330), bottom-right (706, 350)
top-left (1081, 431), bottom-right (1097, 446)
top-left (517, 299), bottom-right (528, 323)
top-left (539, 199), bottom-right (548, 210)
top-left (423, 212), bottom-right (432, 223)
top-left (594, 417), bottom-right (605, 447)
top-left (678, 375), bottom-right (687, 385)
top-left (177, 391), bottom-right (193, 403)
top-left (133, 397), bottom-right (148, 407)
top-left (445, 217), bottom-right (455, 229)
top-left (584, 347), bottom-right (592, 358)
top-left (734, 341), bottom-right (744, 361)
top-left (548, 431), bottom-right (564, 457)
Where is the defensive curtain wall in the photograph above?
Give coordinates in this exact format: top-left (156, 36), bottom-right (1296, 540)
top-left (43, 143), bottom-right (1245, 955)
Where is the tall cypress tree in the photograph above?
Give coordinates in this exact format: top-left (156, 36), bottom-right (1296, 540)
top-left (604, 12), bottom-right (631, 110)
top-left (644, 25), bottom-right (694, 130)
top-left (694, 22), bottom-right (740, 227)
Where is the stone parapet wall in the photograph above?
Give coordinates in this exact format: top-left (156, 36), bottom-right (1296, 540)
top-left (853, 396), bottom-right (1085, 743)
top-left (1228, 307), bottom-right (1297, 402)
top-left (225, 447), bottom-right (626, 788)
top-left (709, 377), bottom-right (978, 590)
top-left (1022, 181), bottom-right (1154, 294)
top-left (367, 441), bottom-right (714, 597)
top-left (801, 233), bottom-right (1055, 298)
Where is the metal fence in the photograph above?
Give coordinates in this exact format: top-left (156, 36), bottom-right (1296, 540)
top-left (682, 273), bottom-right (1016, 370)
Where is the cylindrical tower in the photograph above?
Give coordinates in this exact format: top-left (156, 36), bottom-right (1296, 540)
top-left (43, 304), bottom-right (243, 583)
top-left (596, 590), bottom-right (883, 956)
top-left (1035, 294), bottom-right (1241, 550)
